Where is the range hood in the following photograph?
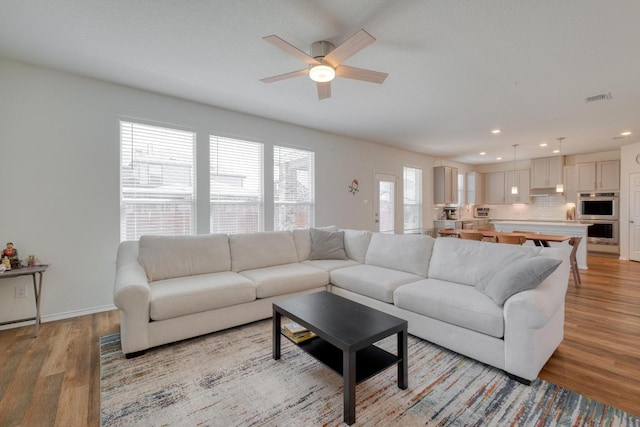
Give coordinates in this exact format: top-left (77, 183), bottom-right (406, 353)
top-left (529, 187), bottom-right (564, 197)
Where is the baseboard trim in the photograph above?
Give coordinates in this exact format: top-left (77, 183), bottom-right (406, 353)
top-left (0, 304), bottom-right (117, 331)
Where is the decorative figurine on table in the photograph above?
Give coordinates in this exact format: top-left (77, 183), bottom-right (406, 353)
top-left (2, 242), bottom-right (21, 269)
top-left (1, 256), bottom-right (11, 271)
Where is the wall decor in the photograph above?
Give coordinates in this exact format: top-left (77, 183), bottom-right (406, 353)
top-left (348, 178), bottom-right (359, 195)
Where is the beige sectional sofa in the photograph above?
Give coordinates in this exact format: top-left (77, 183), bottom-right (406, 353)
top-left (114, 228), bottom-right (570, 383)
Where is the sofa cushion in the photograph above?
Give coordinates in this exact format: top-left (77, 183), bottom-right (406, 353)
top-left (365, 233), bottom-right (434, 277)
top-left (230, 231), bottom-right (298, 272)
top-left (429, 238), bottom-right (538, 287)
top-left (149, 271), bottom-right (256, 321)
top-left (303, 259), bottom-right (359, 272)
top-left (480, 256), bottom-right (562, 306)
top-left (330, 264), bottom-right (423, 303)
top-left (309, 228), bottom-right (348, 260)
top-left (139, 234), bottom-right (231, 282)
top-left (342, 229), bottom-right (372, 263)
top-left (394, 278), bottom-right (505, 338)
top-left (240, 263), bottom-right (329, 298)
top-left (292, 226), bottom-right (338, 262)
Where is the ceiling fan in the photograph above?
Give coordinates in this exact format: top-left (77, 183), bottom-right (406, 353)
top-left (260, 29), bottom-right (388, 100)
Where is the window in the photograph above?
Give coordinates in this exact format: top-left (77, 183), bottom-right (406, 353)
top-left (274, 146), bottom-right (315, 230)
top-left (457, 173), bottom-right (464, 206)
top-left (210, 136), bottom-right (263, 234)
top-left (120, 121), bottom-right (195, 241)
top-left (403, 167), bottom-right (423, 233)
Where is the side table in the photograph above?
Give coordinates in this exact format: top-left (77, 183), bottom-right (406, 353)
top-left (0, 265), bottom-right (48, 337)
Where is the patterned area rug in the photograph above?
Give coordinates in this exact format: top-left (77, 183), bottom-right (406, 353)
top-left (101, 320), bottom-right (638, 426)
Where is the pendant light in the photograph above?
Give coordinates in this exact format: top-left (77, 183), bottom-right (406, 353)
top-left (555, 137), bottom-right (565, 193)
top-left (511, 144), bottom-right (519, 195)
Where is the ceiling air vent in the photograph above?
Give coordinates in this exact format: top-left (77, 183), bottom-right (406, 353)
top-left (585, 92), bottom-right (612, 103)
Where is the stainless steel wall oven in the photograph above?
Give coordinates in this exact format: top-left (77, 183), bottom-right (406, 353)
top-left (577, 192), bottom-right (618, 220)
top-left (580, 220), bottom-right (619, 246)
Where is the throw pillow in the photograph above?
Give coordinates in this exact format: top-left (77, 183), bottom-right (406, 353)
top-left (480, 256), bottom-right (562, 306)
top-left (309, 228), bottom-right (348, 260)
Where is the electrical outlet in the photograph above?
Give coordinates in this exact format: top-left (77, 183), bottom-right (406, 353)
top-left (15, 285), bottom-right (27, 298)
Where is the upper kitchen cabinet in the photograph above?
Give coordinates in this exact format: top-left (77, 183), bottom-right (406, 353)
top-left (531, 156), bottom-right (563, 189)
top-left (484, 171), bottom-right (505, 204)
top-left (434, 166), bottom-right (458, 204)
top-left (563, 165), bottom-right (577, 203)
top-left (466, 172), bottom-right (484, 205)
top-left (505, 169), bottom-right (530, 203)
top-left (576, 160), bottom-right (620, 191)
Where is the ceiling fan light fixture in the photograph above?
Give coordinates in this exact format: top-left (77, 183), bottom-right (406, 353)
top-left (309, 65), bottom-right (335, 82)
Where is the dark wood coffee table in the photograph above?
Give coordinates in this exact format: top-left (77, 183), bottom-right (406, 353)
top-left (273, 291), bottom-right (408, 425)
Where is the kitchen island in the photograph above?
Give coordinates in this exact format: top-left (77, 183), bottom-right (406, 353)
top-left (492, 221), bottom-right (590, 269)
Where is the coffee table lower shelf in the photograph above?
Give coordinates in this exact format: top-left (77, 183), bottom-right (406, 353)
top-left (290, 336), bottom-right (401, 384)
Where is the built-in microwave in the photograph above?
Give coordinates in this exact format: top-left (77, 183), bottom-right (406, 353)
top-left (577, 192), bottom-right (618, 220)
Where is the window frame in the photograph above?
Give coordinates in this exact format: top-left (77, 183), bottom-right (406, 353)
top-left (119, 120), bottom-right (196, 241)
top-left (403, 166), bottom-right (423, 234)
top-left (273, 145), bottom-right (315, 231)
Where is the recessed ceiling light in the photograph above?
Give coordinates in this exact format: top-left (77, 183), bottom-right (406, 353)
top-left (621, 131), bottom-right (632, 136)
top-left (496, 156), bottom-right (503, 160)
top-left (553, 149), bottom-right (560, 153)
top-left (539, 143), bottom-right (548, 147)
top-left (479, 151), bottom-right (486, 156)
top-left (491, 129), bottom-right (501, 134)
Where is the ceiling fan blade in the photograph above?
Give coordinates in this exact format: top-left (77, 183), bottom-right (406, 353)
top-left (263, 35), bottom-right (320, 66)
top-left (323, 29), bottom-right (376, 67)
top-left (317, 81), bottom-right (331, 100)
top-left (260, 68), bottom-right (309, 83)
top-left (335, 65), bottom-right (388, 84)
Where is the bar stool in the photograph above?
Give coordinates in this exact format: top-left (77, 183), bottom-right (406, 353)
top-left (568, 237), bottom-right (582, 287)
top-left (437, 228), bottom-right (457, 237)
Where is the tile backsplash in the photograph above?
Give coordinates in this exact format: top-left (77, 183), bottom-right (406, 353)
top-left (483, 195), bottom-right (573, 220)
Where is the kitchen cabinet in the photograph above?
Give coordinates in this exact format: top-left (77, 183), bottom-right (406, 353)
top-left (563, 165), bottom-right (577, 203)
top-left (484, 172), bottom-right (505, 204)
top-left (505, 169), bottom-right (530, 203)
top-left (531, 156), bottom-right (563, 189)
top-left (576, 160), bottom-right (620, 191)
top-left (433, 220), bottom-right (459, 231)
top-left (484, 170), bottom-right (529, 204)
top-left (433, 219), bottom-right (489, 232)
top-left (433, 166), bottom-right (458, 204)
top-left (465, 172), bottom-right (484, 205)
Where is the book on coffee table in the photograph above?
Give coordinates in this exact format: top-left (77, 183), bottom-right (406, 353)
top-left (283, 321), bottom-right (307, 335)
top-left (280, 327), bottom-right (316, 344)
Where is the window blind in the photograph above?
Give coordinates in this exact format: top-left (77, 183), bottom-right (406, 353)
top-left (210, 136), bottom-right (264, 234)
top-left (120, 121), bottom-right (196, 241)
top-left (274, 146), bottom-right (315, 230)
top-left (403, 166), bottom-right (423, 234)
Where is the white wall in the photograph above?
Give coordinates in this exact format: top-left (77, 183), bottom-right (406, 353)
top-left (0, 58), bottom-right (439, 324)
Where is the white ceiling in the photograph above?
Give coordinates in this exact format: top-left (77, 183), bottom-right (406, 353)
top-left (1, 0), bottom-right (638, 164)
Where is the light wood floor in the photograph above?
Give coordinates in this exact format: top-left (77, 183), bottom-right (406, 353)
top-left (0, 255), bottom-right (638, 425)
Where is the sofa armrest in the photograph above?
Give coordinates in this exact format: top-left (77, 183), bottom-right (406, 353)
top-left (113, 241), bottom-right (151, 354)
top-left (503, 246), bottom-right (570, 329)
top-left (502, 247), bottom-right (570, 381)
